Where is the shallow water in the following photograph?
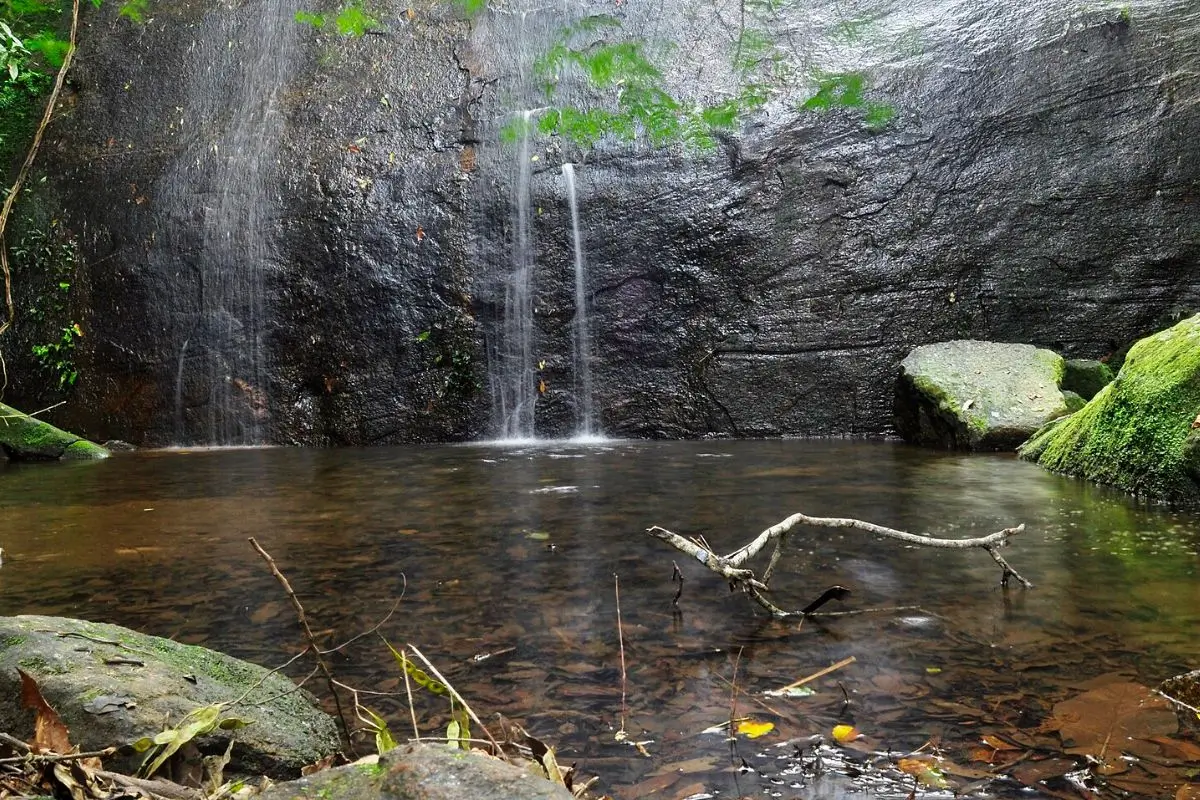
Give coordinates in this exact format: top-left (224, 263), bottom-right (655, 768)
top-left (1, 440), bottom-right (1197, 798)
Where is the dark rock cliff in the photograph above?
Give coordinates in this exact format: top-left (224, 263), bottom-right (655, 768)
top-left (9, 0), bottom-right (1200, 444)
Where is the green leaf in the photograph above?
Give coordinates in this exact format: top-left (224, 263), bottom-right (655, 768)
top-left (217, 716), bottom-right (253, 731)
top-left (384, 639), bottom-right (448, 695)
top-left (361, 706), bottom-right (397, 754)
top-left (415, 330), bottom-right (431, 342)
top-left (140, 704), bottom-right (225, 778)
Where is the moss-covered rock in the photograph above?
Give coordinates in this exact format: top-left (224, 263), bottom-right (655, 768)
top-left (1019, 315), bottom-right (1200, 505)
top-left (0, 615), bottom-right (340, 778)
top-left (0, 403), bottom-right (109, 460)
top-left (1062, 358), bottom-right (1115, 400)
top-left (894, 340), bottom-right (1073, 451)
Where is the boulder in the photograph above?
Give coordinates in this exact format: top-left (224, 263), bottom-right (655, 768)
top-left (894, 340), bottom-right (1072, 450)
top-left (257, 744), bottom-right (574, 800)
top-left (0, 403), bottom-right (109, 461)
top-left (1062, 358), bottom-right (1115, 400)
top-left (0, 616), bottom-right (339, 778)
top-left (1019, 315), bottom-right (1200, 505)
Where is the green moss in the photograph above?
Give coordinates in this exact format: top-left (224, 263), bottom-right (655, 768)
top-left (354, 762), bottom-right (385, 777)
top-left (0, 402), bottom-right (107, 460)
top-left (1020, 315), bottom-right (1200, 503)
top-left (2, 634), bottom-right (28, 649)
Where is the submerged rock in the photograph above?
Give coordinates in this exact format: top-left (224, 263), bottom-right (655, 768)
top-left (0, 616), bottom-right (339, 778)
top-left (258, 744), bottom-right (574, 800)
top-left (1019, 315), bottom-right (1200, 505)
top-left (894, 340), bottom-right (1072, 450)
top-left (0, 403), bottom-right (109, 461)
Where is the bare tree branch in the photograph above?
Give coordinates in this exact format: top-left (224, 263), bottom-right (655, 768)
top-left (647, 514), bottom-right (1031, 618)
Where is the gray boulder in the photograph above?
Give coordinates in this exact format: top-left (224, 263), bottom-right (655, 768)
top-left (894, 340), bottom-right (1072, 451)
top-left (0, 403), bottom-right (109, 461)
top-left (258, 744), bottom-right (574, 800)
top-left (0, 616), bottom-right (339, 778)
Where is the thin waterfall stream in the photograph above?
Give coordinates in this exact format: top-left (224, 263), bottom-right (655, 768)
top-left (491, 109), bottom-right (538, 440)
top-left (562, 163), bottom-right (597, 439)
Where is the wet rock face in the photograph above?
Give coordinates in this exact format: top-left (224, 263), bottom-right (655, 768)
top-left (15, 0), bottom-right (1200, 444)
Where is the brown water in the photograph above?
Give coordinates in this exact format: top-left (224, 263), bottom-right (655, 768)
top-left (1, 440), bottom-right (1197, 798)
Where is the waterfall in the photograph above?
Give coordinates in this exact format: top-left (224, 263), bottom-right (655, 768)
top-left (562, 163), bottom-right (597, 439)
top-left (163, 0), bottom-right (298, 446)
top-left (491, 109), bottom-right (538, 440)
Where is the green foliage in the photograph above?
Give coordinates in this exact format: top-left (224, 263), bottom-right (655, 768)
top-left (333, 3), bottom-right (374, 36)
top-left (294, 2), bottom-right (378, 36)
top-left (801, 71), bottom-right (895, 133)
top-left (452, 0), bottom-right (486, 17)
top-left (0, 0), bottom-right (59, 168)
top-left (131, 703), bottom-right (253, 778)
top-left (294, 10), bottom-right (324, 28)
top-left (117, 0), bottom-right (147, 23)
top-left (30, 322), bottom-right (80, 389)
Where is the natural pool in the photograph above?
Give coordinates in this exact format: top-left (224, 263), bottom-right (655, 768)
top-left (1, 440), bottom-right (1197, 798)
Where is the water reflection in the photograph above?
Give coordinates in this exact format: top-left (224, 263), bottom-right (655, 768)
top-left (0, 440), bottom-right (1196, 798)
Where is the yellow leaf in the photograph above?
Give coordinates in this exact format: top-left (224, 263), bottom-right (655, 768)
top-left (735, 720), bottom-right (774, 739)
top-left (832, 724), bottom-right (860, 744)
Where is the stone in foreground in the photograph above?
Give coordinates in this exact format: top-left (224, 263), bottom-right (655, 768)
top-left (0, 403), bottom-right (109, 460)
top-left (894, 341), bottom-right (1072, 450)
top-left (0, 616), bottom-right (339, 778)
top-left (258, 744), bottom-right (574, 800)
top-left (1019, 315), bottom-right (1200, 505)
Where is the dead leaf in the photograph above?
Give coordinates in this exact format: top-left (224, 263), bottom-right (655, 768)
top-left (896, 757), bottom-right (950, 789)
top-left (416, 226), bottom-right (425, 242)
top-left (301, 754), bottom-right (337, 776)
top-left (19, 669), bottom-right (72, 754)
top-left (1050, 682), bottom-right (1177, 763)
top-left (1148, 736), bottom-right (1200, 762)
top-left (1008, 757), bottom-right (1077, 787)
top-left (1177, 783), bottom-right (1200, 800)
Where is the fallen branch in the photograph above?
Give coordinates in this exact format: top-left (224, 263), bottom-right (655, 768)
top-left (248, 537), bottom-right (354, 751)
top-left (646, 513), bottom-right (1031, 618)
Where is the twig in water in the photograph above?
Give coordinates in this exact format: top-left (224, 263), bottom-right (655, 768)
top-left (772, 656), bottom-right (856, 694)
top-left (615, 573), bottom-right (628, 738)
top-left (318, 592), bottom-right (404, 655)
top-left (248, 537), bottom-right (354, 753)
top-left (728, 646), bottom-right (744, 742)
top-left (670, 561), bottom-right (684, 607)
